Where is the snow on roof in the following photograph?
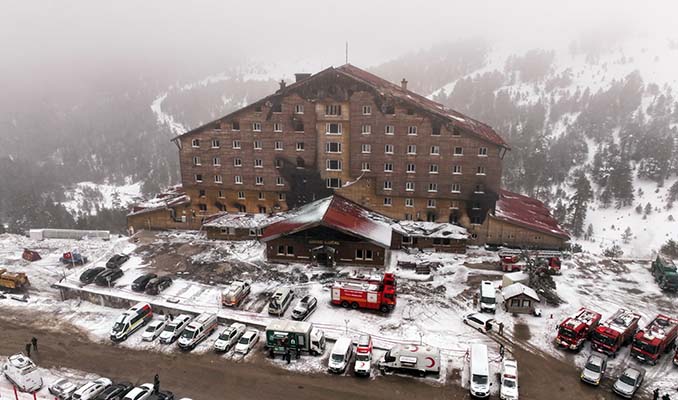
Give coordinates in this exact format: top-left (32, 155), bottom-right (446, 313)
top-left (261, 195), bottom-right (392, 248)
top-left (203, 212), bottom-right (287, 229)
top-left (127, 186), bottom-right (190, 216)
top-left (494, 189), bottom-right (570, 240)
top-left (391, 220), bottom-right (468, 240)
top-left (503, 271), bottom-right (529, 283)
top-left (501, 283), bottom-right (540, 302)
top-left (600, 309), bottom-right (640, 335)
top-left (641, 315), bottom-right (678, 341)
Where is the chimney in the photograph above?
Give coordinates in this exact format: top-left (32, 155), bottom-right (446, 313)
top-left (401, 78), bottom-right (408, 91)
top-left (295, 73), bottom-right (311, 82)
top-left (279, 79), bottom-right (286, 90)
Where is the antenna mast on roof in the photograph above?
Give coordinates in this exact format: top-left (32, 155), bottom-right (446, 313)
top-left (345, 41), bottom-right (349, 64)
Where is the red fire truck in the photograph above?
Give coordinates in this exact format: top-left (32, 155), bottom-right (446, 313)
top-left (331, 273), bottom-right (397, 313)
top-left (555, 307), bottom-right (602, 350)
top-left (631, 314), bottom-right (678, 365)
top-left (499, 250), bottom-right (562, 274)
top-left (590, 309), bottom-right (641, 357)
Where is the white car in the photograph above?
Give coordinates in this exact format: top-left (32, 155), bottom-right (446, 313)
top-left (142, 319), bottom-right (168, 342)
top-left (158, 314), bottom-right (192, 344)
top-left (123, 383), bottom-right (154, 400)
top-left (234, 329), bottom-right (260, 355)
top-left (463, 312), bottom-right (494, 333)
top-left (214, 323), bottom-right (247, 352)
top-left (500, 359), bottom-right (519, 400)
top-left (2, 354), bottom-right (43, 393)
top-left (71, 377), bottom-right (112, 400)
top-left (48, 378), bottom-right (78, 399)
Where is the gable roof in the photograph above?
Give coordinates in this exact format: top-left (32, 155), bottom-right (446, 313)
top-left (172, 64), bottom-right (508, 148)
top-left (261, 195), bottom-right (392, 248)
top-left (493, 190), bottom-right (570, 240)
top-left (502, 283), bottom-right (540, 302)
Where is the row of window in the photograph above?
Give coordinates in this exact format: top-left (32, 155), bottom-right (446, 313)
top-left (382, 182), bottom-right (485, 194)
top-left (275, 245), bottom-right (375, 261)
top-left (198, 189), bottom-right (286, 202)
top-left (360, 144), bottom-right (487, 156)
top-left (194, 174), bottom-right (286, 186)
top-left (382, 196), bottom-right (484, 208)
top-left (360, 162), bottom-right (486, 175)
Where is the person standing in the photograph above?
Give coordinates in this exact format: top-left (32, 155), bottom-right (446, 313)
top-left (153, 374), bottom-right (160, 394)
top-left (653, 388), bottom-right (660, 400)
top-left (498, 322), bottom-right (505, 337)
top-left (24, 343), bottom-right (31, 357)
top-left (31, 337), bottom-right (37, 351)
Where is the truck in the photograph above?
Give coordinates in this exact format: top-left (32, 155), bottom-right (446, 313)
top-left (0, 268), bottom-right (30, 291)
top-left (178, 313), bottom-right (218, 351)
top-left (378, 344), bottom-right (441, 377)
top-left (590, 309), bottom-right (641, 357)
top-left (2, 354), bottom-right (42, 393)
top-left (631, 314), bottom-right (678, 365)
top-left (331, 272), bottom-right (397, 313)
top-left (221, 281), bottom-right (251, 307)
top-left (499, 249), bottom-right (562, 274)
top-left (650, 255), bottom-right (678, 292)
top-left (264, 320), bottom-right (326, 358)
top-left (555, 307), bottom-right (602, 351)
top-left (109, 302), bottom-right (153, 341)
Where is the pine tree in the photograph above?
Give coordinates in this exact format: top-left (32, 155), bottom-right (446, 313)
top-left (622, 227), bottom-right (633, 243)
top-left (635, 204), bottom-right (643, 214)
top-left (610, 154), bottom-right (635, 208)
top-left (553, 199), bottom-right (568, 225)
top-left (644, 202), bottom-right (652, 215)
top-left (567, 171), bottom-right (593, 237)
top-left (661, 239), bottom-right (678, 258)
top-left (585, 224), bottom-right (594, 241)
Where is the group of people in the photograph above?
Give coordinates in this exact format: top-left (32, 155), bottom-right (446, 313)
top-left (654, 388), bottom-right (673, 400)
top-left (23, 337), bottom-right (37, 357)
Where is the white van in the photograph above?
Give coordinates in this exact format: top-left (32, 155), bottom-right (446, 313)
top-left (377, 344), bottom-right (441, 377)
top-left (268, 287), bottom-right (293, 316)
top-left (110, 302), bottom-right (153, 341)
top-left (2, 354), bottom-right (43, 393)
top-left (159, 314), bottom-right (192, 344)
top-left (328, 337), bottom-right (353, 374)
top-left (479, 281), bottom-right (496, 313)
top-left (178, 313), bottom-right (218, 351)
top-left (469, 344), bottom-right (491, 398)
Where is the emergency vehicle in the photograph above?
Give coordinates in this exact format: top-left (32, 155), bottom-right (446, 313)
top-left (555, 307), bottom-right (602, 350)
top-left (499, 249), bottom-right (562, 274)
top-left (109, 302), bottom-right (153, 342)
top-left (378, 344), bottom-right (441, 377)
top-left (354, 334), bottom-right (373, 377)
top-left (221, 281), bottom-right (251, 307)
top-left (631, 314), bottom-right (678, 365)
top-left (331, 273), bottom-right (396, 313)
top-left (2, 354), bottom-right (42, 393)
top-left (178, 313), bottom-right (218, 351)
top-left (590, 309), bottom-right (641, 357)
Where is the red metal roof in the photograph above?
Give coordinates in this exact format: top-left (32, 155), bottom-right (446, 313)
top-left (494, 190), bottom-right (570, 240)
top-left (261, 195), bottom-right (392, 247)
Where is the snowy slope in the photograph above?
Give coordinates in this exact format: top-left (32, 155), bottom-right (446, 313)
top-left (62, 180), bottom-right (142, 215)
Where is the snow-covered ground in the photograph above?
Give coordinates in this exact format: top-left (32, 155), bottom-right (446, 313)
top-left (62, 180), bottom-right (142, 215)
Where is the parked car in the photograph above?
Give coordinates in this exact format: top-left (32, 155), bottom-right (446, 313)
top-left (94, 268), bottom-right (124, 287)
top-left (612, 367), bottom-right (645, 398)
top-left (106, 254), bottom-right (130, 269)
top-left (49, 378), bottom-right (78, 399)
top-left (214, 322), bottom-right (247, 352)
top-left (142, 319), bottom-right (168, 342)
top-left (80, 267), bottom-right (105, 284)
top-left (2, 354), bottom-right (43, 392)
top-left (462, 312), bottom-right (494, 333)
top-left (95, 381), bottom-right (134, 400)
top-left (291, 295), bottom-right (318, 320)
top-left (122, 383), bottom-right (154, 400)
top-left (354, 334), bottom-right (373, 377)
top-left (72, 377), bottom-right (112, 400)
top-left (147, 391), bottom-right (175, 400)
top-left (132, 273), bottom-right (157, 292)
top-left (234, 329), bottom-right (260, 355)
top-left (158, 314), bottom-right (192, 344)
top-left (580, 353), bottom-right (607, 386)
top-left (500, 358), bottom-right (519, 400)
top-left (145, 276), bottom-right (173, 295)
top-left (328, 336), bottom-right (353, 374)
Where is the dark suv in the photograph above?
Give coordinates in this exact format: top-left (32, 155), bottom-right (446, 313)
top-left (106, 254), bottom-right (130, 269)
top-left (132, 273), bottom-right (158, 292)
top-left (79, 267), bottom-right (105, 284)
top-left (95, 382), bottom-right (133, 400)
top-left (94, 268), bottom-right (124, 287)
top-left (145, 276), bottom-right (173, 295)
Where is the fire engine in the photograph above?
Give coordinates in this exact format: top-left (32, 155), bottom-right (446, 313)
top-left (590, 309), bottom-right (641, 356)
top-left (631, 314), bottom-right (678, 365)
top-left (498, 249), bottom-right (562, 274)
top-left (331, 273), bottom-right (397, 313)
top-left (555, 307), bottom-right (602, 350)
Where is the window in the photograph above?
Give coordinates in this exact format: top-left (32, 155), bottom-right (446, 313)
top-left (254, 159), bottom-right (263, 168)
top-left (275, 159), bottom-right (282, 169)
top-left (476, 166), bottom-right (486, 175)
top-left (326, 123), bottom-right (342, 134)
top-left (428, 183), bottom-right (438, 192)
top-left (361, 124), bottom-right (371, 134)
top-left (275, 141), bottom-right (283, 150)
top-left (273, 123), bottom-right (283, 132)
top-left (432, 124), bottom-right (441, 136)
top-left (198, 204), bottom-right (207, 212)
top-left (385, 105), bottom-right (395, 115)
top-left (429, 164), bottom-right (439, 174)
top-left (297, 157), bottom-right (305, 168)
top-left (404, 214), bottom-right (413, 221)
top-left (296, 142), bottom-right (305, 151)
top-left (361, 162), bottom-right (371, 171)
top-left (199, 189), bottom-right (206, 197)
top-left (326, 159), bottom-right (342, 171)
top-left (277, 245), bottom-right (285, 255)
top-left (430, 145), bottom-right (440, 155)
top-left (214, 175), bottom-right (223, 184)
top-left (362, 105), bottom-right (372, 115)
top-left (232, 121), bottom-right (240, 131)
top-left (212, 157), bottom-right (221, 166)
top-left (294, 121), bottom-right (304, 132)
top-left (408, 126), bottom-right (417, 135)
top-left (254, 140), bottom-right (262, 150)
top-left (234, 175), bottom-right (243, 184)
top-left (454, 147), bottom-right (463, 156)
top-left (191, 139), bottom-right (200, 148)
top-left (406, 163), bottom-right (416, 173)
top-left (479, 147), bottom-right (488, 156)
top-left (258, 192), bottom-right (265, 200)
top-left (254, 105), bottom-right (262, 112)
top-left (234, 158), bottom-right (242, 167)
top-left (287, 245), bottom-right (295, 256)
top-left (192, 156), bottom-right (201, 166)
top-left (402, 235), bottom-right (413, 244)
top-left (253, 122), bottom-right (261, 132)
top-left (405, 198), bottom-right (414, 207)
top-left (407, 145), bottom-right (416, 155)
top-left (294, 104), bottom-right (304, 114)
top-left (326, 142), bottom-right (342, 153)
top-left (195, 174), bottom-right (203, 183)
top-left (211, 139), bottom-right (220, 148)
top-left (385, 125), bottom-right (395, 135)
top-left (276, 177), bottom-right (284, 186)
top-left (450, 200), bottom-right (460, 209)
top-left (472, 202), bottom-right (481, 210)
top-left (255, 176), bottom-right (264, 185)
top-left (365, 249), bottom-right (373, 261)
top-left (278, 192), bottom-right (286, 201)
top-left (218, 190), bottom-right (225, 198)
top-left (451, 183), bottom-right (461, 193)
top-left (385, 144), bottom-right (394, 154)
top-left (471, 216), bottom-right (483, 225)
top-left (272, 103), bottom-right (282, 113)
top-left (355, 249), bottom-right (363, 260)
top-left (406, 182), bottom-right (415, 192)
top-left (362, 144), bottom-right (372, 153)
top-left (474, 184), bottom-right (485, 194)
top-left (427, 199), bottom-right (436, 208)
top-left (383, 197), bottom-right (392, 206)
top-left (452, 126), bottom-right (461, 136)
top-left (326, 178), bottom-right (342, 188)
top-left (453, 165), bottom-right (462, 174)
top-left (383, 181), bottom-right (392, 190)
top-left (237, 191), bottom-right (245, 199)
top-left (325, 104), bottom-right (342, 116)
top-left (232, 140), bottom-right (241, 149)
top-left (384, 163), bottom-right (393, 173)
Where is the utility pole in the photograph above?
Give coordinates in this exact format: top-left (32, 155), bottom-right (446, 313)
top-left (345, 41), bottom-right (349, 64)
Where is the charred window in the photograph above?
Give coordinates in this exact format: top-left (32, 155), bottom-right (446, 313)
top-left (272, 103), bottom-right (282, 113)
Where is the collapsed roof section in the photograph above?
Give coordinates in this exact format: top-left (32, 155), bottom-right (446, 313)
top-left (493, 190), bottom-right (570, 240)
